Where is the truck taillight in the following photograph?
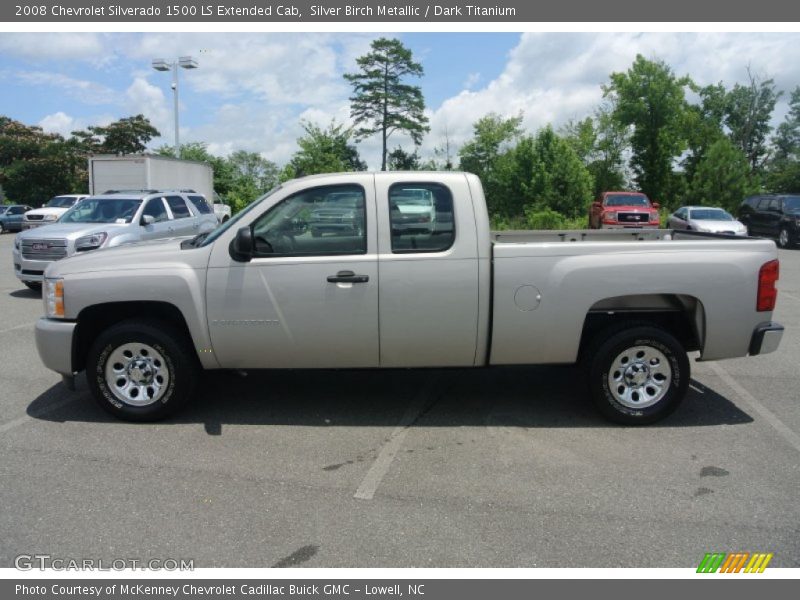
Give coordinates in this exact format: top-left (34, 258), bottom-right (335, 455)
top-left (757, 259), bottom-right (779, 312)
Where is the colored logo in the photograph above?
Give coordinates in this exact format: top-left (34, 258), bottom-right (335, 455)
top-left (697, 552), bottom-right (773, 573)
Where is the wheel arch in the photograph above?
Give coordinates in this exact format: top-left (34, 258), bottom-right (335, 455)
top-left (578, 293), bottom-right (705, 361)
top-left (73, 301), bottom-right (198, 373)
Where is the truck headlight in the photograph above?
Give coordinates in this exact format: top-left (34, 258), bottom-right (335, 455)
top-left (605, 211), bottom-right (617, 221)
top-left (44, 278), bottom-right (65, 319)
top-left (75, 232), bottom-right (107, 252)
top-left (43, 214), bottom-right (59, 221)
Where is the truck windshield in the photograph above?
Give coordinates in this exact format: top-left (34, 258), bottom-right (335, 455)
top-left (605, 194), bottom-right (650, 207)
top-left (689, 208), bottom-right (733, 221)
top-left (61, 198), bottom-right (142, 224)
top-left (47, 196), bottom-right (78, 208)
top-left (199, 185), bottom-right (282, 247)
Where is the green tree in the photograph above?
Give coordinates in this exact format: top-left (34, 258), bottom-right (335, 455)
top-left (72, 114), bottom-right (160, 155)
top-left (561, 106), bottom-right (628, 197)
top-left (767, 86), bottom-right (800, 192)
top-left (773, 86), bottom-right (800, 161)
top-left (520, 126), bottom-right (594, 218)
top-left (387, 146), bottom-right (421, 170)
top-left (458, 113), bottom-right (523, 216)
top-left (690, 138), bottom-right (755, 212)
top-left (284, 121), bottom-right (366, 180)
top-left (0, 116), bottom-right (86, 205)
top-left (344, 37), bottom-right (429, 171)
top-left (604, 55), bottom-right (692, 203)
top-left (725, 70), bottom-right (781, 175)
top-left (683, 83), bottom-right (727, 182)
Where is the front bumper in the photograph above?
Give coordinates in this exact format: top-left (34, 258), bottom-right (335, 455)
top-left (35, 318), bottom-right (77, 376)
top-left (601, 223), bottom-right (660, 229)
top-left (12, 247), bottom-right (53, 282)
top-left (749, 322), bottom-right (784, 356)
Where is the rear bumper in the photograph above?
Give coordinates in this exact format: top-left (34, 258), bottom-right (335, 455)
top-left (35, 318), bottom-right (76, 375)
top-left (749, 322), bottom-right (784, 356)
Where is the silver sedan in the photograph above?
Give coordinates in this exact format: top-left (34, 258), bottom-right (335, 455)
top-left (668, 206), bottom-right (747, 236)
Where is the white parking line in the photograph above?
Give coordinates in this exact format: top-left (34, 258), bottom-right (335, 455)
top-left (0, 397), bottom-right (77, 434)
top-left (0, 322), bottom-right (35, 335)
top-left (707, 361), bottom-right (800, 454)
top-left (354, 380), bottom-right (433, 500)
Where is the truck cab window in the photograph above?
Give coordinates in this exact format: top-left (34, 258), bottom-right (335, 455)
top-left (251, 184), bottom-right (367, 257)
top-left (389, 183), bottom-right (455, 253)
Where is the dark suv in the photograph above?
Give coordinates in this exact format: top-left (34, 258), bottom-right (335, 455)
top-left (739, 194), bottom-right (800, 248)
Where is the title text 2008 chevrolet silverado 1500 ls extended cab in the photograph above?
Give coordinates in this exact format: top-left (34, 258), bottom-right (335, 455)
top-left (34, 172), bottom-right (784, 424)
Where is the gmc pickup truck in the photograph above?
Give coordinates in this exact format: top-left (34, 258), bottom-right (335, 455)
top-left (35, 172), bottom-right (784, 424)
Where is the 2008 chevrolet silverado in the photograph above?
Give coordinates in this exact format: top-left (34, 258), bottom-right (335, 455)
top-left (34, 172), bottom-right (784, 424)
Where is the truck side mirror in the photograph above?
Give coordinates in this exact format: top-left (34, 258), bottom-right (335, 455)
top-left (592, 201), bottom-right (602, 209)
top-left (230, 226), bottom-right (253, 262)
top-left (140, 214), bottom-right (155, 226)
top-left (653, 202), bottom-right (660, 209)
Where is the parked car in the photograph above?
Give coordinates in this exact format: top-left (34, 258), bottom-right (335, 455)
top-left (34, 172), bottom-right (782, 425)
top-left (668, 206), bottom-right (747, 236)
top-left (13, 190), bottom-right (217, 290)
top-left (0, 205), bottom-right (34, 233)
top-left (390, 187), bottom-right (438, 234)
top-left (589, 192), bottom-right (660, 229)
top-left (738, 194), bottom-right (800, 248)
top-left (22, 194), bottom-right (88, 230)
top-left (308, 191), bottom-right (365, 237)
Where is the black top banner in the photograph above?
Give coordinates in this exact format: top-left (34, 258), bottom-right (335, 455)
top-left (2, 0), bottom-right (800, 22)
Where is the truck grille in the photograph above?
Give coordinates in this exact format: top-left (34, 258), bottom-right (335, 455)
top-left (617, 212), bottom-right (650, 224)
top-left (25, 214), bottom-right (44, 221)
top-left (21, 238), bottom-right (68, 260)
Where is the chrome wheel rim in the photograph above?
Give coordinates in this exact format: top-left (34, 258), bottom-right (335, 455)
top-left (779, 229), bottom-right (789, 247)
top-left (105, 342), bottom-right (170, 406)
top-left (608, 345), bottom-right (671, 409)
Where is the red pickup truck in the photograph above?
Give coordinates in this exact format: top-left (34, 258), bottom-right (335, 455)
top-left (589, 191), bottom-right (660, 229)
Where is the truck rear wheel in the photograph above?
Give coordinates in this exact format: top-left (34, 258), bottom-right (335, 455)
top-left (585, 324), bottom-right (689, 425)
top-left (86, 319), bottom-right (199, 421)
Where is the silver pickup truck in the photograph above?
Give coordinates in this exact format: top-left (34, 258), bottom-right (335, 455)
top-left (34, 172), bottom-right (784, 424)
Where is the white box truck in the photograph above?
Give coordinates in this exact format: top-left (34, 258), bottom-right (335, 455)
top-left (88, 154), bottom-right (230, 223)
top-left (88, 154), bottom-right (214, 198)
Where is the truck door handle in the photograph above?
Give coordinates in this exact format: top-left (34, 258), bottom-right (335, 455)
top-left (327, 270), bottom-right (369, 283)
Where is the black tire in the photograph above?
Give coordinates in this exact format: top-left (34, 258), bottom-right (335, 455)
top-left (778, 227), bottom-right (792, 249)
top-left (23, 281), bottom-right (41, 292)
top-left (86, 319), bottom-right (200, 422)
top-left (584, 323), bottom-right (690, 425)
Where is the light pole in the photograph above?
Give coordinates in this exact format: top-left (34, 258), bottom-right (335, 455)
top-left (151, 56), bottom-right (198, 157)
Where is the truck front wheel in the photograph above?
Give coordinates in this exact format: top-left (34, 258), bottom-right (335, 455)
top-left (86, 319), bottom-right (199, 421)
top-left (586, 324), bottom-right (689, 425)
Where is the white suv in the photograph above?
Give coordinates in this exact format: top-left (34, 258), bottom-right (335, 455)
top-left (13, 190), bottom-right (217, 290)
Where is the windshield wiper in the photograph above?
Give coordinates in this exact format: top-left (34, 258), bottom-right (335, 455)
top-left (183, 231), bottom-right (210, 249)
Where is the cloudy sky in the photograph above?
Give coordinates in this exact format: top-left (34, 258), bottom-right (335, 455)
top-left (1, 32), bottom-right (799, 169)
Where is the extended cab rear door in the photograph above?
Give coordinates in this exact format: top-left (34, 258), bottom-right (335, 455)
top-left (374, 173), bottom-right (481, 367)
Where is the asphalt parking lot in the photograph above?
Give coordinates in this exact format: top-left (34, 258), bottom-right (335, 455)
top-left (0, 232), bottom-right (798, 569)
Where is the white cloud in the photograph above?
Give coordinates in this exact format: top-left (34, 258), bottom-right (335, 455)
top-left (38, 112), bottom-right (75, 136)
top-left (0, 33), bottom-right (109, 63)
top-left (16, 71), bottom-right (116, 105)
top-left (420, 32), bottom-right (800, 163)
top-left (124, 77), bottom-right (171, 138)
